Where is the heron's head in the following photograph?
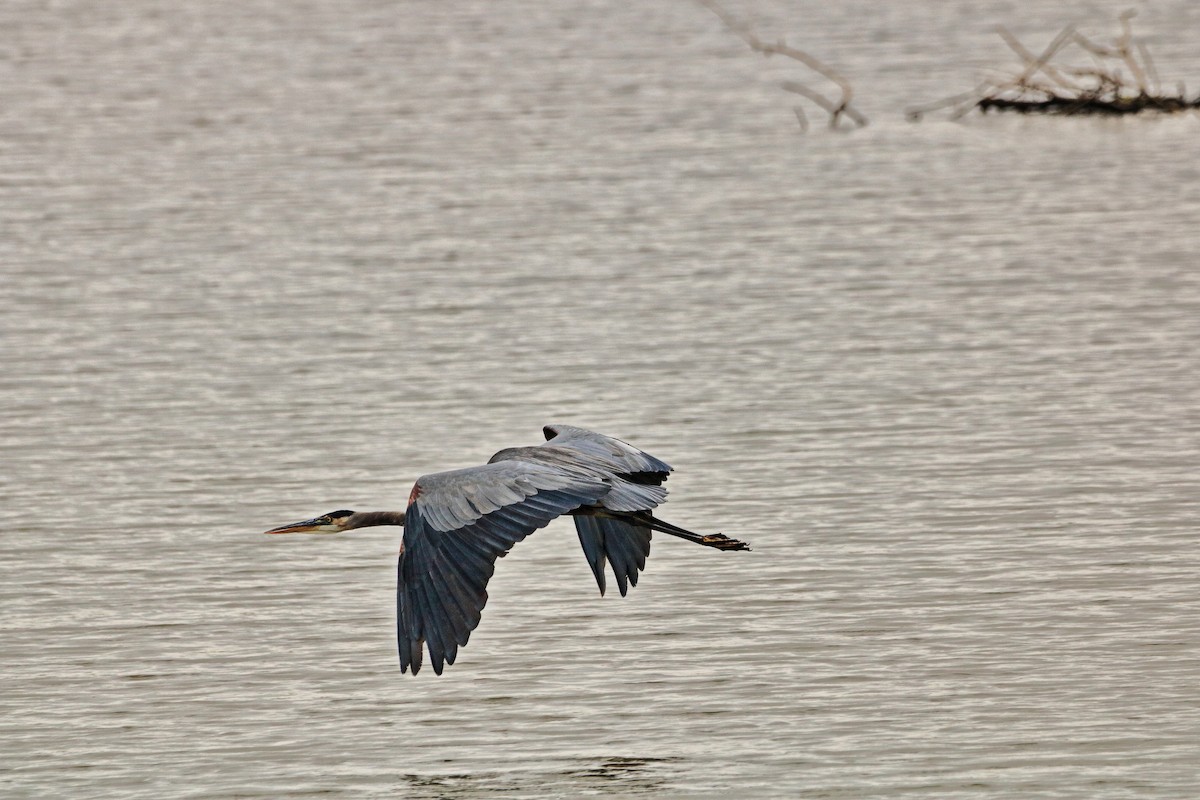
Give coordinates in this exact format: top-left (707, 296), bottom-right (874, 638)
top-left (264, 509), bottom-right (356, 534)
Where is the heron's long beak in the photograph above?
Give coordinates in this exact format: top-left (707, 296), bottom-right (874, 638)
top-left (264, 517), bottom-right (338, 534)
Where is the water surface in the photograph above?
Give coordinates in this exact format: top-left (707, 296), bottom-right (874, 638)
top-left (2, 1), bottom-right (1198, 797)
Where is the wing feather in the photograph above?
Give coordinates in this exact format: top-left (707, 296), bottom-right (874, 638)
top-left (429, 560), bottom-right (471, 640)
top-left (437, 562), bottom-right (482, 644)
top-left (488, 426), bottom-right (672, 513)
top-left (534, 425), bottom-right (673, 511)
top-left (542, 424), bottom-right (673, 481)
top-left (398, 461), bottom-right (610, 674)
top-left (533, 426), bottom-right (668, 592)
top-left (416, 579), bottom-right (451, 674)
top-left (574, 516), bottom-right (653, 597)
top-left (440, 536), bottom-right (493, 591)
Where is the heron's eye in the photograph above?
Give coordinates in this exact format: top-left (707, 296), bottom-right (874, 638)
top-left (318, 517), bottom-right (331, 525)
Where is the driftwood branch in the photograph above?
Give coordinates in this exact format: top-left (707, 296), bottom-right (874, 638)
top-left (909, 10), bottom-right (1199, 120)
top-left (698, 0), bottom-right (867, 130)
top-left (995, 24), bottom-right (1081, 91)
top-left (792, 104), bottom-right (810, 133)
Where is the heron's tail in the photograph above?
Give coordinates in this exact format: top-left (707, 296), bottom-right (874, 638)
top-left (608, 510), bottom-right (751, 551)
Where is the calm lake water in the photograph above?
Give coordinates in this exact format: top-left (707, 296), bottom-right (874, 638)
top-left (2, 1), bottom-right (1198, 797)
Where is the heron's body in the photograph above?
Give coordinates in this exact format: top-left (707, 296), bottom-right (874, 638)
top-left (266, 424), bottom-right (749, 674)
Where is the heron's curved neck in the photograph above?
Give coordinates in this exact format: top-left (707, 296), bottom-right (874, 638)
top-left (346, 511), bottom-right (407, 530)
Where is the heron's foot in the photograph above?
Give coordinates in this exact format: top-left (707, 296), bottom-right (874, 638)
top-left (701, 533), bottom-right (752, 551)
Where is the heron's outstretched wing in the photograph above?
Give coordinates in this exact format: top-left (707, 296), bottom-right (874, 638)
top-left (542, 424), bottom-right (673, 486)
top-left (398, 461), bottom-right (610, 675)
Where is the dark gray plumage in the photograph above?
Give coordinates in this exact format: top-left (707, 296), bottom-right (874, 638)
top-left (265, 424), bottom-right (750, 675)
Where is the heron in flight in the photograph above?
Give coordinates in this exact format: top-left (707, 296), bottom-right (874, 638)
top-left (265, 424), bottom-right (750, 675)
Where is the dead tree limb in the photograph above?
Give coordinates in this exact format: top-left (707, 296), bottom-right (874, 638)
top-left (792, 104), bottom-right (810, 133)
top-left (698, 0), bottom-right (867, 130)
top-left (996, 24), bottom-right (1081, 92)
top-left (910, 10), bottom-right (1200, 119)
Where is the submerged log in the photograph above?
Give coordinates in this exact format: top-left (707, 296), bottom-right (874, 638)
top-left (978, 92), bottom-right (1200, 115)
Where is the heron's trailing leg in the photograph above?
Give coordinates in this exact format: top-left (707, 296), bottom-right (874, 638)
top-left (595, 509), bottom-right (751, 551)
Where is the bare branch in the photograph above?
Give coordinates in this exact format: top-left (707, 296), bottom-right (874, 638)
top-left (1115, 10), bottom-right (1148, 92)
top-left (697, 0), bottom-right (866, 130)
top-left (1136, 38), bottom-right (1160, 94)
top-left (915, 10), bottom-right (1198, 119)
top-left (792, 104), bottom-right (809, 133)
top-left (1003, 24), bottom-right (1080, 89)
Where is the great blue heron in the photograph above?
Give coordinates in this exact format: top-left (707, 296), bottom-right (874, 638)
top-left (265, 424), bottom-right (750, 675)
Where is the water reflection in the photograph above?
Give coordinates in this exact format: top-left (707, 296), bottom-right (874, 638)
top-left (560, 756), bottom-right (680, 793)
top-left (398, 756), bottom-right (682, 797)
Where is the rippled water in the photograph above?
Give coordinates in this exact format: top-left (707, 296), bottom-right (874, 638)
top-left (3, 1), bottom-right (1199, 797)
